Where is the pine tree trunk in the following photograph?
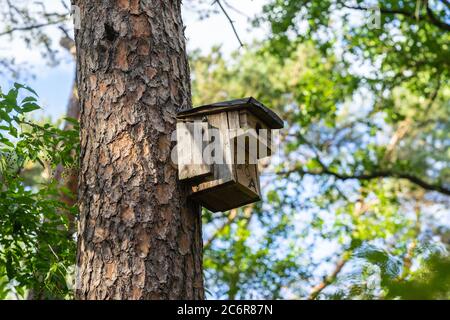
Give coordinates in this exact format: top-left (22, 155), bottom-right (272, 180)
top-left (73, 0), bottom-right (204, 299)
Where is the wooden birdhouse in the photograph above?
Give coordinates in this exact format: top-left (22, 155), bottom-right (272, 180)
top-left (176, 97), bottom-right (284, 212)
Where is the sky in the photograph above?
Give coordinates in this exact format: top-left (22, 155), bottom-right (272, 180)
top-left (0, 0), bottom-right (269, 121)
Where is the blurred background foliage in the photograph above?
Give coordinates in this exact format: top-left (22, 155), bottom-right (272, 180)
top-left (195, 0), bottom-right (450, 300)
top-left (0, 0), bottom-right (449, 299)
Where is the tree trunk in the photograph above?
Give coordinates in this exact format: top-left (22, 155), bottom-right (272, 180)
top-left (73, 0), bottom-right (204, 299)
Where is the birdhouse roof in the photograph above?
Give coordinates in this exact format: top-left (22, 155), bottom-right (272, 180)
top-left (177, 97), bottom-right (284, 129)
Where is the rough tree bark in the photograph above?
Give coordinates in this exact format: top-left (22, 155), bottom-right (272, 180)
top-left (73, 0), bottom-right (204, 299)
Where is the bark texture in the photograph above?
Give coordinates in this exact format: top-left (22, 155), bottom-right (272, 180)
top-left (73, 0), bottom-right (204, 299)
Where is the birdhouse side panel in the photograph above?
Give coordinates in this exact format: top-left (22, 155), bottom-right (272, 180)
top-left (235, 163), bottom-right (261, 198)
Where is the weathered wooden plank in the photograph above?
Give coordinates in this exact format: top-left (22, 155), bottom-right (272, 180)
top-left (227, 111), bottom-right (240, 171)
top-left (235, 163), bottom-right (260, 197)
top-left (238, 110), bottom-right (272, 158)
top-left (206, 113), bottom-right (234, 182)
top-left (177, 121), bottom-right (212, 181)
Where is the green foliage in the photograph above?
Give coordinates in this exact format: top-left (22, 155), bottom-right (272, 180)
top-left (0, 84), bottom-right (78, 299)
top-left (194, 0), bottom-right (449, 299)
top-left (386, 254), bottom-right (450, 299)
top-left (203, 205), bottom-right (305, 299)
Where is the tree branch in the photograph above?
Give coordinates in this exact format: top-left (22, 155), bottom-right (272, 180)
top-left (212, 0), bottom-right (244, 47)
top-left (341, 3), bottom-right (424, 18)
top-left (308, 256), bottom-right (348, 300)
top-left (441, 0), bottom-right (450, 9)
top-left (308, 197), bottom-right (376, 299)
top-left (0, 18), bottom-right (67, 37)
top-left (425, 0), bottom-right (450, 31)
top-left (280, 167), bottom-right (450, 196)
top-left (341, 1), bottom-right (450, 31)
top-left (282, 128), bottom-right (449, 195)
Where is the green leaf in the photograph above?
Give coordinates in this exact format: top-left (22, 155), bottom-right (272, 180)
top-left (0, 137), bottom-right (14, 148)
top-left (8, 125), bottom-right (18, 138)
top-left (0, 109), bottom-right (12, 123)
top-left (21, 96), bottom-right (38, 103)
top-left (21, 103), bottom-right (41, 113)
top-left (14, 83), bottom-right (38, 97)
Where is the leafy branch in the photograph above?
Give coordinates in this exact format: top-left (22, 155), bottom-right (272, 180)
top-left (280, 166), bottom-right (450, 196)
top-left (279, 128), bottom-right (450, 196)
